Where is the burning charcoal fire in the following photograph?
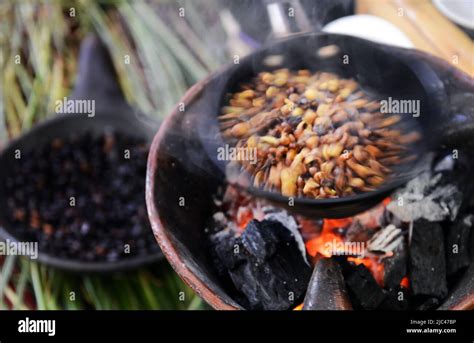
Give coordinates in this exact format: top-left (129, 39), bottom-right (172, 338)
top-left (446, 215), bottom-right (472, 276)
top-left (409, 219), bottom-right (448, 299)
top-left (206, 172), bottom-right (473, 311)
top-left (210, 219), bottom-right (311, 310)
top-left (303, 258), bottom-right (352, 310)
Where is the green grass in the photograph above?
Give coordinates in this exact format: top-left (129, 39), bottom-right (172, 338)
top-left (0, 258), bottom-right (209, 310)
top-left (0, 0), bottom-right (228, 310)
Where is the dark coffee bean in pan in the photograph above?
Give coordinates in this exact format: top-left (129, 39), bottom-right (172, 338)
top-left (5, 130), bottom-right (160, 262)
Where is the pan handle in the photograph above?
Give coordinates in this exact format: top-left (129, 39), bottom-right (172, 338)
top-left (70, 34), bottom-right (128, 113)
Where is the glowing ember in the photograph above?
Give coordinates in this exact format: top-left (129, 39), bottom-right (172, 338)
top-left (236, 207), bottom-right (255, 231)
top-left (305, 218), bottom-right (352, 257)
top-left (400, 276), bottom-right (410, 289)
top-left (293, 303), bottom-right (303, 311)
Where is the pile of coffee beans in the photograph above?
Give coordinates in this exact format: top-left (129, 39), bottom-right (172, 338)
top-left (219, 69), bottom-right (420, 198)
top-left (5, 130), bottom-right (160, 262)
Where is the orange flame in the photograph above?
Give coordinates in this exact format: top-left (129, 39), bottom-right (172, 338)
top-left (305, 218), bottom-right (352, 257)
top-left (236, 207), bottom-right (254, 231)
top-left (304, 199), bottom-right (394, 287)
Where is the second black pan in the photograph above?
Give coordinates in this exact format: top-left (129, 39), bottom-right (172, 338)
top-left (0, 35), bottom-right (162, 272)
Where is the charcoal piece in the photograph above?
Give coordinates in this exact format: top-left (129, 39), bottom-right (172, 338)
top-left (446, 215), bottom-right (472, 276)
top-left (383, 241), bottom-right (407, 289)
top-left (409, 219), bottom-right (448, 299)
top-left (415, 297), bottom-right (439, 311)
top-left (263, 209), bottom-right (308, 263)
top-left (211, 219), bottom-right (311, 310)
top-left (210, 229), bottom-right (244, 271)
top-left (303, 258), bottom-right (352, 310)
top-left (340, 262), bottom-right (386, 310)
top-left (379, 287), bottom-right (410, 311)
top-left (240, 220), bottom-right (279, 262)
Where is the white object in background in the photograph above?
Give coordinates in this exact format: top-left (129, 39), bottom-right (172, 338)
top-left (322, 14), bottom-right (414, 49)
top-left (433, 0), bottom-right (474, 30)
top-left (220, 9), bottom-right (253, 57)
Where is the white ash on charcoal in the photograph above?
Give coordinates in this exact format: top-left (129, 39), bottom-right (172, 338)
top-left (210, 219), bottom-right (311, 310)
top-left (367, 224), bottom-right (404, 256)
top-left (409, 219), bottom-right (448, 299)
top-left (446, 215), bottom-right (472, 277)
top-left (387, 170), bottom-right (462, 223)
top-left (433, 154), bottom-right (455, 173)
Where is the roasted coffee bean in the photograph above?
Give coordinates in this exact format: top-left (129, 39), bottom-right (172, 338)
top-left (5, 131), bottom-right (160, 261)
top-left (219, 69), bottom-right (420, 198)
